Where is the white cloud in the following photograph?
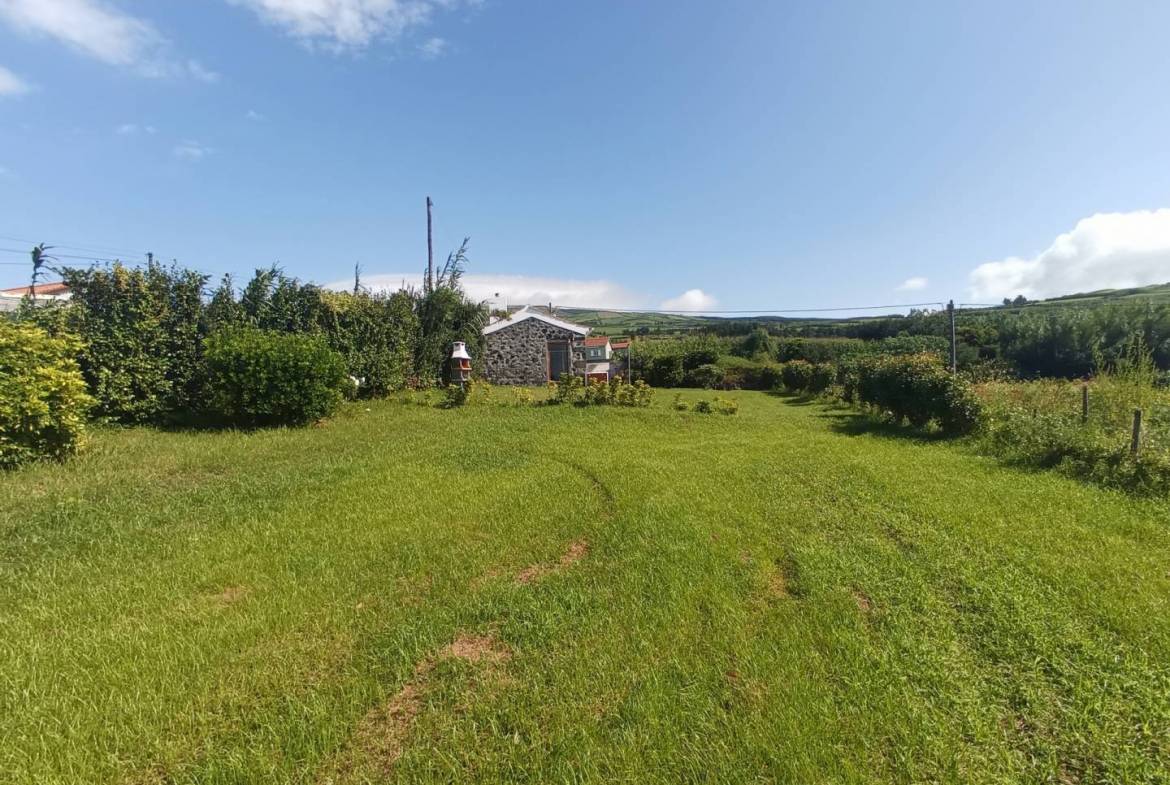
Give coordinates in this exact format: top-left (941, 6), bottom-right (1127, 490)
top-left (173, 140), bottom-right (212, 160)
top-left (116, 123), bottom-right (157, 135)
top-left (660, 289), bottom-right (718, 312)
top-left (0, 0), bottom-right (216, 80)
top-left (417, 36), bottom-right (447, 59)
top-left (246, 109), bottom-right (265, 121)
top-left (0, 64), bottom-right (31, 96)
top-left (331, 272), bottom-right (644, 309)
top-left (896, 276), bottom-right (928, 291)
top-left (969, 209), bottom-right (1170, 301)
top-left (228, 0), bottom-right (476, 50)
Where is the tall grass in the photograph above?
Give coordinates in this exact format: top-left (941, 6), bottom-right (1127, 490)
top-left (976, 336), bottom-right (1170, 493)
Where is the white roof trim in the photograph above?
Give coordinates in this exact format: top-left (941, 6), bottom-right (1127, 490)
top-left (482, 307), bottom-right (590, 336)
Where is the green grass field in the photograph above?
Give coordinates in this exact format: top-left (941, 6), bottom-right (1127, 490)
top-left (3, 391), bottom-right (1170, 784)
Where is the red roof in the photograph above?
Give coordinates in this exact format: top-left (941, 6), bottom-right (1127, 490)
top-left (584, 336), bottom-right (611, 347)
top-left (0, 282), bottom-right (70, 296)
top-left (610, 340), bottom-right (630, 349)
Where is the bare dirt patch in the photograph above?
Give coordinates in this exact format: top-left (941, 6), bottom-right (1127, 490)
top-left (766, 570), bottom-right (790, 600)
top-left (209, 585), bottom-right (249, 606)
top-left (852, 587), bottom-right (873, 614)
top-left (440, 633), bottom-right (512, 665)
top-left (516, 539), bottom-right (589, 585)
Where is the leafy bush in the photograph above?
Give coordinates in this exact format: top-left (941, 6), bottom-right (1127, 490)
top-left (0, 323), bottom-right (93, 468)
top-left (855, 353), bottom-right (983, 435)
top-left (511, 387), bottom-right (535, 406)
top-left (442, 379), bottom-right (494, 408)
top-left (780, 360), bottom-right (814, 392)
top-left (646, 355), bottom-right (685, 387)
top-left (693, 399), bottom-right (714, 414)
top-left (713, 397), bottom-right (739, 415)
top-left (618, 379), bottom-right (654, 408)
top-left (551, 373), bottom-right (585, 404)
top-left (583, 378), bottom-right (613, 405)
top-left (808, 363), bottom-right (835, 394)
top-left (687, 363), bottom-right (724, 389)
top-left (737, 327), bottom-right (777, 360)
top-left (202, 328), bottom-right (347, 427)
top-left (672, 394), bottom-right (690, 411)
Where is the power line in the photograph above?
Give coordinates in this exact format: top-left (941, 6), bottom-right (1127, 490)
top-left (0, 234), bottom-right (148, 259)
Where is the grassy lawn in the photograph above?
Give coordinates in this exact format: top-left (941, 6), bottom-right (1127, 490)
top-left (3, 391), bottom-right (1170, 784)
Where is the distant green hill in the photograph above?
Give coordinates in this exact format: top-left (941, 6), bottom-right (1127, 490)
top-left (562, 282), bottom-right (1170, 335)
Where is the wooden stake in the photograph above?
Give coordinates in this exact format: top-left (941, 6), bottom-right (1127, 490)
top-left (1081, 384), bottom-right (1089, 424)
top-left (1131, 409), bottom-right (1143, 456)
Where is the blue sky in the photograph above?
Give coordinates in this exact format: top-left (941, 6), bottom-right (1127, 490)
top-left (2, 1), bottom-right (1170, 311)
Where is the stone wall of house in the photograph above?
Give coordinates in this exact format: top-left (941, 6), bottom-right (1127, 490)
top-left (483, 319), bottom-right (586, 385)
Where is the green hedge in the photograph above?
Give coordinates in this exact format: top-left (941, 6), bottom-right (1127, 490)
top-left (855, 353), bottom-right (983, 435)
top-left (202, 327), bottom-right (348, 427)
top-left (0, 323), bottom-right (92, 468)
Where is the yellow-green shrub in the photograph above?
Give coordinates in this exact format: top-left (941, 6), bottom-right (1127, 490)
top-left (0, 323), bottom-right (93, 468)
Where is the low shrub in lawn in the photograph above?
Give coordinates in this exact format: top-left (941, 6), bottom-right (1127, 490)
top-left (550, 374), bottom-right (585, 404)
top-left (202, 327), bottom-right (347, 427)
top-left (690, 397), bottom-right (738, 415)
top-left (855, 353), bottom-right (983, 435)
top-left (0, 322), bottom-right (93, 468)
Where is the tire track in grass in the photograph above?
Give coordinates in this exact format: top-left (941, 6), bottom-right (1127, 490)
top-left (318, 631), bottom-right (511, 783)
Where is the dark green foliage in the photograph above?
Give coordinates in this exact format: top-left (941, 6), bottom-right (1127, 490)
top-left (736, 327), bottom-right (777, 360)
top-left (855, 353), bottom-right (983, 435)
top-left (807, 363), bottom-right (835, 394)
top-left (780, 360), bottom-right (814, 392)
top-left (646, 355), bottom-right (685, 387)
top-left (686, 363), bottom-right (724, 389)
top-left (202, 327), bottom-right (347, 427)
top-left (683, 348), bottom-right (721, 371)
top-left (415, 286), bottom-right (487, 386)
top-left (777, 337), bottom-right (866, 363)
top-left (318, 290), bottom-right (418, 396)
top-left (0, 323), bottom-right (93, 468)
top-left (717, 358), bottom-right (783, 390)
top-left (60, 262), bottom-right (210, 423)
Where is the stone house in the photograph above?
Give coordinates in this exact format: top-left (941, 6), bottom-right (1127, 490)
top-left (481, 308), bottom-right (591, 385)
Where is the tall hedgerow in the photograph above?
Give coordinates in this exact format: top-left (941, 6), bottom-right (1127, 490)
top-left (60, 261), bottom-right (209, 423)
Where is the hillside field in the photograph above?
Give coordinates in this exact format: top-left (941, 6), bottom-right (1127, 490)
top-left (3, 391), bottom-right (1169, 783)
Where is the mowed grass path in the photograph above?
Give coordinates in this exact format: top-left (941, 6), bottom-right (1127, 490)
top-left (2, 391), bottom-right (1169, 784)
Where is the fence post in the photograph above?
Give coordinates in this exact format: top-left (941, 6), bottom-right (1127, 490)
top-left (1131, 409), bottom-right (1143, 456)
top-left (1081, 384), bottom-right (1089, 424)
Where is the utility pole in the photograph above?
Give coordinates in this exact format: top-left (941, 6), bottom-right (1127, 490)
top-left (947, 300), bottom-right (957, 374)
top-left (426, 196), bottom-right (434, 293)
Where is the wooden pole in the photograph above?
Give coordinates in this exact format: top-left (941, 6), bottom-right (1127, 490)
top-left (426, 196), bottom-right (434, 292)
top-left (947, 300), bottom-right (957, 375)
top-left (1131, 409), bottom-right (1143, 456)
top-left (1081, 384), bottom-right (1089, 424)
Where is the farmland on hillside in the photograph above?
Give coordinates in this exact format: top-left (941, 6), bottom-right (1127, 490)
top-left (3, 391), bottom-right (1170, 784)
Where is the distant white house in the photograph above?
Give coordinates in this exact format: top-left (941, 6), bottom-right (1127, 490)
top-left (0, 282), bottom-right (71, 313)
